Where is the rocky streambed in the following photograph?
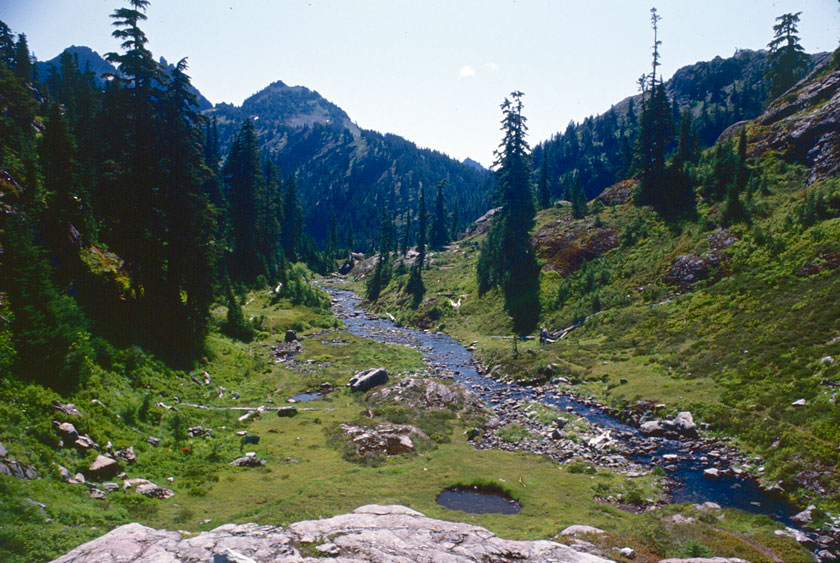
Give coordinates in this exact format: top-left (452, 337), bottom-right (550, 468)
top-left (321, 280), bottom-right (840, 559)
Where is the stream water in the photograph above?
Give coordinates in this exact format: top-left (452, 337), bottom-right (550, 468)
top-left (322, 283), bottom-right (803, 528)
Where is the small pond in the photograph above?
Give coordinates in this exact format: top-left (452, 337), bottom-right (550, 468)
top-left (436, 486), bottom-right (522, 514)
top-left (289, 389), bottom-right (333, 402)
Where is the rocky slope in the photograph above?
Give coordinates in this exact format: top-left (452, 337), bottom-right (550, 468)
top-left (52, 504), bottom-right (612, 563)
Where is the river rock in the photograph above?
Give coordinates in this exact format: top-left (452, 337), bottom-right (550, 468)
top-left (640, 420), bottom-right (665, 437)
top-left (791, 504), bottom-right (817, 524)
top-left (53, 504), bottom-right (612, 562)
top-left (703, 468), bottom-right (720, 481)
top-left (673, 411), bottom-right (699, 438)
top-left (348, 367), bottom-right (389, 392)
top-left (85, 455), bottom-right (121, 481)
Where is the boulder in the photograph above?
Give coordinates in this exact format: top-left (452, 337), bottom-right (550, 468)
top-left (147, 436), bottom-right (161, 447)
top-left (348, 367), bottom-right (389, 392)
top-left (673, 411), bottom-right (699, 438)
top-left (0, 458), bottom-right (38, 480)
top-left (640, 420), bottom-right (665, 437)
top-left (230, 456), bottom-right (267, 467)
top-left (284, 330), bottom-right (298, 343)
top-left (619, 547), bottom-right (636, 559)
top-left (52, 505), bottom-right (612, 562)
top-left (85, 455), bottom-right (121, 481)
top-left (340, 423), bottom-right (427, 457)
top-left (74, 434), bottom-right (97, 450)
top-left (559, 525), bottom-right (606, 536)
top-left (792, 398), bottom-right (807, 407)
top-left (136, 482), bottom-right (175, 499)
top-left (703, 468), bottom-right (720, 481)
top-left (791, 505), bottom-right (817, 524)
top-left (54, 421), bottom-right (79, 443)
top-left (276, 406), bottom-right (298, 418)
top-left (114, 447), bottom-right (137, 464)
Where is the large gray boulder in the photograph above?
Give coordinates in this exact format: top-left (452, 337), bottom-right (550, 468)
top-left (639, 420), bottom-right (665, 437)
top-left (84, 455), bottom-right (121, 481)
top-left (673, 411), bottom-right (699, 438)
top-left (348, 367), bottom-right (389, 392)
top-left (51, 504), bottom-right (613, 562)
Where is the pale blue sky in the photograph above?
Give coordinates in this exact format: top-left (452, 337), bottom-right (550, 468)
top-left (5, 1), bottom-right (839, 166)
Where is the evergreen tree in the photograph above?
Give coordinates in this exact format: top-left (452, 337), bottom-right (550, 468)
top-left (12, 33), bottom-right (31, 83)
top-left (405, 264), bottom-right (425, 308)
top-left (571, 175), bottom-right (588, 219)
top-left (346, 224), bottom-right (355, 257)
top-left (476, 92), bottom-right (540, 335)
top-left (765, 12), bottom-right (808, 100)
top-left (281, 175), bottom-right (304, 262)
top-left (429, 180), bottom-right (449, 250)
top-left (674, 110), bottom-right (700, 167)
top-left (416, 187), bottom-right (427, 269)
top-left (450, 199), bottom-right (460, 240)
top-left (0, 21), bottom-right (15, 68)
top-left (537, 153), bottom-right (551, 209)
top-left (400, 210), bottom-right (410, 256)
top-left (224, 119), bottom-right (263, 283)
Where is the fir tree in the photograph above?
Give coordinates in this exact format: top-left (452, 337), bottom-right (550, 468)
top-left (400, 210), bottom-right (410, 256)
top-left (416, 187), bottom-right (427, 269)
top-left (765, 12), bottom-right (808, 100)
top-left (282, 175), bottom-right (304, 262)
top-left (12, 33), bottom-right (31, 83)
top-left (537, 153), bottom-right (551, 209)
top-left (429, 180), bottom-right (449, 250)
top-left (571, 175), bottom-right (587, 219)
top-left (477, 92), bottom-right (540, 335)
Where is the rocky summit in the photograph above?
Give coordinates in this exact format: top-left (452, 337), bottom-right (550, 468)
top-left (52, 504), bottom-right (611, 563)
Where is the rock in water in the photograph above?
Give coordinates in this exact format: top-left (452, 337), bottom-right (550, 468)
top-left (51, 504), bottom-right (613, 562)
top-left (348, 367), bottom-right (389, 392)
top-left (673, 411), bottom-right (698, 438)
top-left (639, 420), bottom-right (665, 437)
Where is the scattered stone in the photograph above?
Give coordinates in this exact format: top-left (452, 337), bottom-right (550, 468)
top-left (188, 426), bottom-right (210, 438)
top-left (89, 488), bottom-right (106, 500)
top-left (667, 514), bottom-right (696, 525)
top-left (663, 254), bottom-right (708, 289)
top-left (103, 482), bottom-right (120, 492)
top-left (792, 398), bottom-right (807, 407)
top-left (24, 497), bottom-right (46, 509)
top-left (52, 401), bottom-right (82, 417)
top-left (136, 482), bottom-right (175, 499)
top-left (0, 457), bottom-right (38, 480)
top-left (74, 434), bottom-right (97, 450)
top-left (820, 356), bottom-right (835, 365)
top-left (114, 447), bottom-right (137, 464)
top-left (284, 329), bottom-right (298, 343)
top-left (276, 406), bottom-right (298, 418)
top-left (348, 367), bottom-right (389, 392)
top-left (703, 468), bottom-right (720, 481)
top-left (52, 505), bottom-right (612, 562)
top-left (619, 546), bottom-right (636, 558)
top-left (147, 436), bottom-right (161, 447)
top-left (85, 455), bottom-right (121, 481)
top-left (230, 456), bottom-right (267, 467)
top-left (559, 525), bottom-right (605, 536)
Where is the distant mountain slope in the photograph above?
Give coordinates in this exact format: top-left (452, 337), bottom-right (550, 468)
top-left (36, 46), bottom-right (212, 110)
top-left (209, 82), bottom-right (492, 250)
top-left (533, 49), bottom-right (827, 202)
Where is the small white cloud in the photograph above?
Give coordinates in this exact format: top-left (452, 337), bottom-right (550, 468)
top-left (484, 62), bottom-right (500, 72)
top-left (459, 65), bottom-right (476, 78)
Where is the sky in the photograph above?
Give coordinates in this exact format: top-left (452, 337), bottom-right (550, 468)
top-left (4, 0), bottom-right (840, 167)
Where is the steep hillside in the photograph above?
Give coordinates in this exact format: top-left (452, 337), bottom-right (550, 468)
top-left (208, 82), bottom-right (493, 250)
top-left (360, 60), bottom-right (840, 522)
top-left (532, 49), bottom-right (828, 202)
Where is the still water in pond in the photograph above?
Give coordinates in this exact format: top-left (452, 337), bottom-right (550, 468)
top-left (436, 487), bottom-right (522, 514)
top-left (323, 284), bottom-right (801, 526)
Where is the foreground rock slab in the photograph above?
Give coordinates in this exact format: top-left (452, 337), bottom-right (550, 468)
top-left (52, 504), bottom-right (613, 562)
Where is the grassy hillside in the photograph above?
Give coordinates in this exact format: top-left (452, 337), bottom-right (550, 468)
top-left (355, 75), bottom-right (840, 515)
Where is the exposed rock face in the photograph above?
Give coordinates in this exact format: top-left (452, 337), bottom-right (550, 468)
top-left (465, 206), bottom-right (501, 238)
top-left (663, 254), bottom-right (708, 290)
top-left (52, 504), bottom-right (613, 562)
top-left (348, 367), bottom-right (389, 392)
top-left (751, 69), bottom-right (840, 184)
top-left (532, 220), bottom-right (619, 277)
top-left (367, 377), bottom-right (480, 412)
